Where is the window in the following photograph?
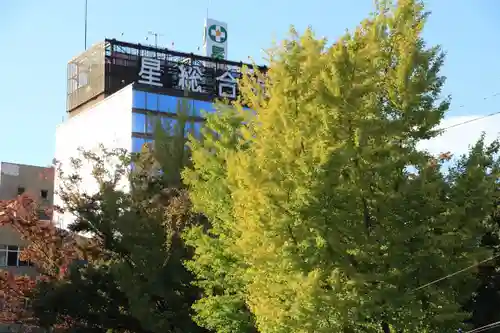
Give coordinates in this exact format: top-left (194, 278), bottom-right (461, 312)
top-left (158, 95), bottom-right (178, 113)
top-left (132, 90), bottom-right (146, 109)
top-left (38, 209), bottom-right (51, 220)
top-left (146, 92), bottom-right (159, 111)
top-left (177, 98), bottom-right (194, 117)
top-left (0, 248), bottom-right (6, 267)
top-left (132, 113), bottom-right (147, 133)
top-left (161, 116), bottom-right (178, 135)
top-left (193, 100), bottom-right (215, 117)
top-left (186, 121), bottom-right (203, 139)
top-left (132, 137), bottom-right (146, 153)
top-left (8, 246), bottom-right (19, 266)
top-left (0, 245), bottom-right (32, 267)
top-left (40, 189), bottom-right (48, 199)
top-left (145, 138), bottom-right (153, 146)
top-left (146, 114), bottom-right (161, 134)
top-left (17, 187), bottom-right (25, 195)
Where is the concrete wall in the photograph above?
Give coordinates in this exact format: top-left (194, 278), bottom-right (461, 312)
top-left (0, 163), bottom-right (54, 203)
top-left (53, 85), bottom-right (133, 229)
top-left (0, 162), bottom-right (54, 277)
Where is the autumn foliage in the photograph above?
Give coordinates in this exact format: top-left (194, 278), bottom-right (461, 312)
top-left (0, 194), bottom-right (93, 327)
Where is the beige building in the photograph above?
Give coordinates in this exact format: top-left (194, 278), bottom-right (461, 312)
top-left (0, 162), bottom-right (54, 277)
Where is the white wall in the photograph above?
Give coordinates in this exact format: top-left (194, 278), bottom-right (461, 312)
top-left (53, 85), bottom-right (133, 230)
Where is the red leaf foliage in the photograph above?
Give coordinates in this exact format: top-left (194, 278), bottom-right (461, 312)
top-left (0, 194), bottom-right (96, 326)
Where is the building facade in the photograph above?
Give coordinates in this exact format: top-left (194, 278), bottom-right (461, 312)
top-left (0, 162), bottom-right (54, 277)
top-left (54, 39), bottom-right (265, 229)
top-left (53, 83), bottom-right (222, 229)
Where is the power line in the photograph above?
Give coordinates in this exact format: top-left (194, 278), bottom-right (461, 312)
top-left (440, 110), bottom-right (500, 131)
top-left (466, 320), bottom-right (500, 333)
top-left (397, 95), bottom-right (500, 330)
top-left (432, 90), bottom-right (500, 132)
top-left (409, 107), bottom-right (500, 293)
top-left (442, 91), bottom-right (500, 111)
top-left (412, 252), bottom-right (500, 292)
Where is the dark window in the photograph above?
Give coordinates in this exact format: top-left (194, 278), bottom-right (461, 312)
top-left (0, 246), bottom-right (6, 266)
top-left (0, 245), bottom-right (29, 267)
top-left (40, 189), bottom-right (48, 199)
top-left (7, 246), bottom-right (18, 266)
top-left (17, 187), bottom-right (25, 195)
top-left (38, 209), bottom-right (50, 220)
top-left (19, 259), bottom-right (30, 267)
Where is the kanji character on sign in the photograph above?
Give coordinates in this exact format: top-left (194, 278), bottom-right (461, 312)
top-left (178, 65), bottom-right (203, 93)
top-left (216, 71), bottom-right (237, 99)
top-left (138, 57), bottom-right (163, 87)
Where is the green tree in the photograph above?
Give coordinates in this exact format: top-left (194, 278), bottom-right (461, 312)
top-left (183, 1), bottom-right (500, 332)
top-left (463, 179), bottom-right (500, 332)
top-left (31, 99), bottom-right (208, 333)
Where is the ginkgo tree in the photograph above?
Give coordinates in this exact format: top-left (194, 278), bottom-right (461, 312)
top-left (183, 0), bottom-right (500, 332)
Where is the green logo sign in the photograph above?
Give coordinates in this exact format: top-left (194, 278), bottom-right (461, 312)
top-left (208, 24), bottom-right (227, 43)
top-left (211, 45), bottom-right (225, 59)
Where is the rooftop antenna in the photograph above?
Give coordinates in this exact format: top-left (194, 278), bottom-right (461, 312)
top-left (206, 0), bottom-right (210, 21)
top-left (84, 0), bottom-right (88, 50)
top-left (147, 31), bottom-right (164, 48)
top-left (201, 0), bottom-right (211, 55)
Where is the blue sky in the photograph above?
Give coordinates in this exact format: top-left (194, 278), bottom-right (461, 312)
top-left (1, 0), bottom-right (499, 166)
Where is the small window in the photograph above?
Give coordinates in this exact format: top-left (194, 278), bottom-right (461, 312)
top-left (0, 250), bottom-right (6, 267)
top-left (40, 189), bottom-right (48, 199)
top-left (146, 114), bottom-right (160, 134)
top-left (187, 121), bottom-right (203, 139)
top-left (17, 187), bottom-right (25, 195)
top-left (161, 117), bottom-right (178, 135)
top-left (159, 95), bottom-right (177, 113)
top-left (146, 92), bottom-right (159, 111)
top-left (132, 90), bottom-right (146, 109)
top-left (132, 137), bottom-right (146, 153)
top-left (193, 100), bottom-right (214, 117)
top-left (132, 113), bottom-right (147, 133)
top-left (19, 259), bottom-right (30, 267)
top-left (38, 209), bottom-right (50, 220)
top-left (7, 249), bottom-right (18, 266)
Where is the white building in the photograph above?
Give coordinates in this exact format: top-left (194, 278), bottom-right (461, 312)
top-left (54, 38), bottom-right (264, 229)
top-left (53, 83), bottom-right (214, 229)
